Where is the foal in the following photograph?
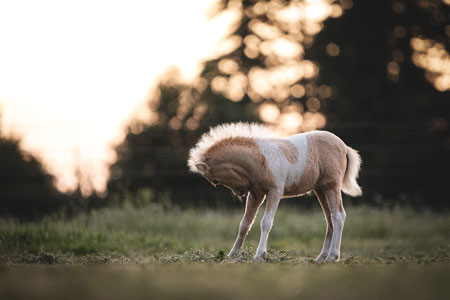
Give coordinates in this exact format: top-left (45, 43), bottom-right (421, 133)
top-left (188, 122), bottom-right (362, 262)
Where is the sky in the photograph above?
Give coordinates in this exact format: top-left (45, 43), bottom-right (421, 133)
top-left (0, 0), bottom-right (236, 194)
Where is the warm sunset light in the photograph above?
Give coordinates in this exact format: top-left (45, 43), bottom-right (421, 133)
top-left (0, 0), bottom-right (236, 194)
top-left (0, 0), bottom-right (340, 195)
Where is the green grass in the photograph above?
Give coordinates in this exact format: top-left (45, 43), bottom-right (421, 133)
top-left (1, 203), bottom-right (449, 261)
top-left (1, 203), bottom-right (450, 299)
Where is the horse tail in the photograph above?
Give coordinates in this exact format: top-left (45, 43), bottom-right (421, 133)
top-left (341, 147), bottom-right (362, 197)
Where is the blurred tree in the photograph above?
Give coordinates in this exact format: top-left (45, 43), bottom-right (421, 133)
top-left (306, 0), bottom-right (450, 206)
top-left (199, 0), bottom-right (349, 133)
top-left (0, 131), bottom-right (75, 220)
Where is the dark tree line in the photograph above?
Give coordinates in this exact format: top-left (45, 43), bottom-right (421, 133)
top-left (0, 115), bottom-right (106, 220)
top-left (0, 134), bottom-right (74, 220)
top-left (306, 0), bottom-right (450, 206)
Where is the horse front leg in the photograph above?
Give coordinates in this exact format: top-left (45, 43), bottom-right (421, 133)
top-left (254, 189), bottom-right (282, 260)
top-left (227, 191), bottom-right (264, 258)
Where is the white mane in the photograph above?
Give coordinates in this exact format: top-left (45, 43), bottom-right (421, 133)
top-left (188, 122), bottom-right (276, 173)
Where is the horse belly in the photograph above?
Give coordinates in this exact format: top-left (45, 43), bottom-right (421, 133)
top-left (283, 133), bottom-right (320, 197)
top-left (286, 170), bottom-right (320, 196)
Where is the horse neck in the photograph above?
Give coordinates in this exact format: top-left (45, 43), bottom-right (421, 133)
top-left (206, 138), bottom-right (263, 170)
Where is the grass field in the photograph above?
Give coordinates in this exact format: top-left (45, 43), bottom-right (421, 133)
top-left (1, 202), bottom-right (450, 299)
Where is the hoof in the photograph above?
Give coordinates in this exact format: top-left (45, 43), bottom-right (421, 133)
top-left (325, 254), bottom-right (340, 262)
top-left (223, 252), bottom-right (239, 263)
top-left (253, 252), bottom-right (267, 262)
top-left (222, 257), bottom-right (238, 264)
top-left (315, 255), bottom-right (327, 263)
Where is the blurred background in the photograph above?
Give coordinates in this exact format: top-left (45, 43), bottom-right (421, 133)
top-left (1, 0), bottom-right (449, 220)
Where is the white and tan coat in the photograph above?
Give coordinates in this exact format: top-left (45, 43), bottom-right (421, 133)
top-left (188, 122), bottom-right (362, 262)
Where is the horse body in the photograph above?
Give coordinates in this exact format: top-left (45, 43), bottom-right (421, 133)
top-left (188, 123), bottom-right (362, 262)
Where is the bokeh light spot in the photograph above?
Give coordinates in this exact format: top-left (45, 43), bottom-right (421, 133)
top-left (291, 84), bottom-right (306, 98)
top-left (306, 97), bottom-right (321, 112)
top-left (259, 103), bottom-right (280, 123)
top-left (326, 42), bottom-right (340, 56)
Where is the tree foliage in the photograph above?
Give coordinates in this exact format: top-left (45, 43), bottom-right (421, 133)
top-left (0, 134), bottom-right (75, 219)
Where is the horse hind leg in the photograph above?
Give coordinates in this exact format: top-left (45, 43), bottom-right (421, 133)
top-left (322, 184), bottom-right (346, 262)
top-left (314, 187), bottom-right (333, 262)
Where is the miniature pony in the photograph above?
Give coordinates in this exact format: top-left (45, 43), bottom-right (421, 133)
top-left (188, 122), bottom-right (362, 262)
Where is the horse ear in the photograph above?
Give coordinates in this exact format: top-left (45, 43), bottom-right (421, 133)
top-left (195, 162), bottom-right (209, 172)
